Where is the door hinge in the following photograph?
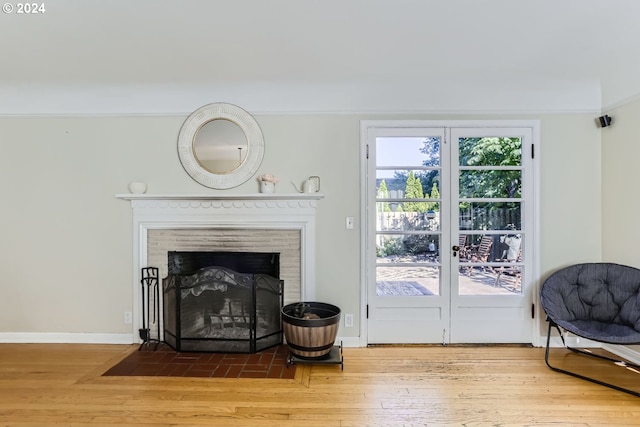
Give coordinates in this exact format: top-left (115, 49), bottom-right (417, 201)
top-left (531, 143), bottom-right (535, 159)
top-left (366, 304), bottom-right (369, 319)
top-left (366, 144), bottom-right (369, 159)
top-left (531, 303), bottom-right (535, 319)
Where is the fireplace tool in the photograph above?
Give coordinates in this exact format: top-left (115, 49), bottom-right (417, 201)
top-left (139, 266), bottom-right (161, 351)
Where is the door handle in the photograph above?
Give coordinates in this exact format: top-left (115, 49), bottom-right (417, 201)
top-left (452, 245), bottom-right (460, 257)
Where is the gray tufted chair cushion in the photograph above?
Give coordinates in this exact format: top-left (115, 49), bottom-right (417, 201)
top-left (540, 263), bottom-right (640, 344)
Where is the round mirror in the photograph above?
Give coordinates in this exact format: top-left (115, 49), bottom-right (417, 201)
top-left (193, 119), bottom-right (248, 174)
top-left (178, 103), bottom-right (264, 189)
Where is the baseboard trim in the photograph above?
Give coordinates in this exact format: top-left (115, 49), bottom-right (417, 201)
top-left (542, 335), bottom-right (640, 364)
top-left (541, 334), bottom-right (602, 348)
top-left (603, 344), bottom-right (640, 365)
top-left (0, 332), bottom-right (134, 344)
top-left (336, 336), bottom-right (362, 348)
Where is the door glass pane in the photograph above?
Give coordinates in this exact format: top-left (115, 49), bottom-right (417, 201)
top-left (377, 170), bottom-right (441, 205)
top-left (459, 202), bottom-right (521, 231)
top-left (377, 232), bottom-right (441, 297)
top-left (377, 234), bottom-right (440, 262)
top-left (458, 234), bottom-right (523, 295)
top-left (377, 137), bottom-right (440, 167)
top-left (377, 202), bottom-right (441, 232)
top-left (459, 170), bottom-right (522, 198)
top-left (376, 265), bottom-right (440, 296)
top-left (458, 267), bottom-right (522, 296)
top-left (458, 137), bottom-right (521, 167)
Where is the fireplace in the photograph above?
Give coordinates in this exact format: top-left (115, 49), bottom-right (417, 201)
top-left (163, 251), bottom-right (283, 353)
top-left (116, 193), bottom-right (323, 345)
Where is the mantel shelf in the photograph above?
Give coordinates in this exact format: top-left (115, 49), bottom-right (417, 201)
top-left (115, 193), bottom-right (325, 201)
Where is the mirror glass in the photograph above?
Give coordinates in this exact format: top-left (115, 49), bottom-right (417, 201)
top-left (193, 119), bottom-right (248, 174)
top-left (178, 103), bottom-right (264, 189)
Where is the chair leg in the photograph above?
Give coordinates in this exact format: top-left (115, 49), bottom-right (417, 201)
top-left (494, 269), bottom-right (503, 287)
top-left (544, 321), bottom-right (640, 397)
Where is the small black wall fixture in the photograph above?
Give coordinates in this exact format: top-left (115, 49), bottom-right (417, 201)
top-left (598, 114), bottom-right (613, 128)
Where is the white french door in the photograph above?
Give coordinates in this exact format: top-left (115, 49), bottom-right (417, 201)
top-left (363, 121), bottom-right (536, 344)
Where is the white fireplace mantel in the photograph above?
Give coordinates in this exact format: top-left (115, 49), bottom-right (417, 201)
top-left (115, 193), bottom-right (324, 202)
top-left (117, 193), bottom-right (324, 341)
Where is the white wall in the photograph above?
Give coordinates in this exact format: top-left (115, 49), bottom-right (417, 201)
top-left (600, 98), bottom-right (640, 355)
top-left (602, 98), bottom-right (640, 265)
top-left (0, 112), bottom-right (601, 342)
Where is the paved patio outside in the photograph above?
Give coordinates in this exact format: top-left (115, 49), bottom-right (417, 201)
top-left (376, 262), bottom-right (521, 296)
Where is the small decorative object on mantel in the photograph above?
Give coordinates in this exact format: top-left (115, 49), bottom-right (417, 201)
top-left (292, 176), bottom-right (320, 193)
top-left (257, 174), bottom-right (278, 193)
top-left (128, 181), bottom-right (147, 194)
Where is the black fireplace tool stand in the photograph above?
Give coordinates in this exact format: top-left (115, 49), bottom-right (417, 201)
top-left (139, 267), bottom-right (161, 351)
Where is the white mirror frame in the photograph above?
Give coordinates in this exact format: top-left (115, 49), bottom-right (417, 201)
top-left (178, 103), bottom-right (264, 189)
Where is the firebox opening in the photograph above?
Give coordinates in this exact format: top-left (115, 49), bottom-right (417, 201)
top-left (163, 251), bottom-right (283, 353)
top-left (168, 251), bottom-right (280, 277)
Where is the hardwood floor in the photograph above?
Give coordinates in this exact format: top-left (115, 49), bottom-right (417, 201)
top-left (1, 343), bottom-right (639, 426)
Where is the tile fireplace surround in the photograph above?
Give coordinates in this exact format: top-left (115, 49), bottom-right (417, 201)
top-left (116, 193), bottom-right (324, 343)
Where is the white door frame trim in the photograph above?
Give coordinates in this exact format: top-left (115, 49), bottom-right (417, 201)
top-left (359, 120), bottom-right (541, 347)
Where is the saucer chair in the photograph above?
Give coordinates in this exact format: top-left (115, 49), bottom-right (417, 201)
top-left (540, 262), bottom-right (640, 397)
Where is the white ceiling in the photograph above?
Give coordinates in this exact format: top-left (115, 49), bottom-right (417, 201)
top-left (1, 0), bottom-right (639, 115)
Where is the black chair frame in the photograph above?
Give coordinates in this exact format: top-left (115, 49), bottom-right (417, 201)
top-left (545, 319), bottom-right (640, 397)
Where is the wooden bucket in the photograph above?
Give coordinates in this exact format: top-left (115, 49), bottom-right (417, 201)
top-left (282, 302), bottom-right (341, 359)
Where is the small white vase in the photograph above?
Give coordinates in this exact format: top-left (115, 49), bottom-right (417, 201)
top-left (260, 181), bottom-right (275, 193)
top-left (128, 181), bottom-right (147, 194)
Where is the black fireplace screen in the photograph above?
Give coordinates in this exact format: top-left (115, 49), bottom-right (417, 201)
top-left (162, 252), bottom-right (283, 353)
